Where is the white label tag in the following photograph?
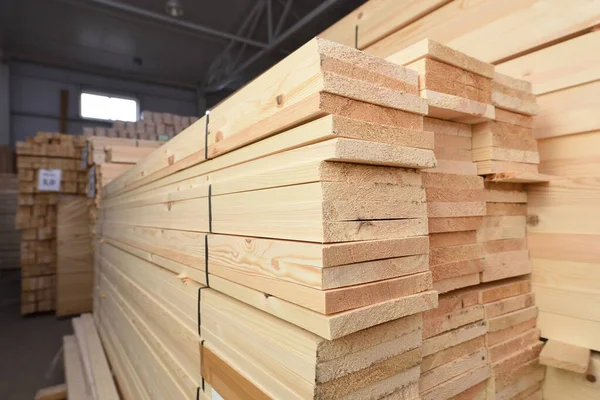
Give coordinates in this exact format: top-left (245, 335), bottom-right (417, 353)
top-left (211, 389), bottom-right (224, 400)
top-left (37, 169), bottom-right (62, 192)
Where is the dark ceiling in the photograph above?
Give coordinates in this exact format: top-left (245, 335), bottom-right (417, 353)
top-left (0, 0), bottom-right (366, 104)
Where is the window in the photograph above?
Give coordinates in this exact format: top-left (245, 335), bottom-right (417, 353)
top-left (80, 91), bottom-right (139, 122)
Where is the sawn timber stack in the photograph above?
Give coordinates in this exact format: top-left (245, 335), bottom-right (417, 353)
top-left (95, 38), bottom-right (438, 399)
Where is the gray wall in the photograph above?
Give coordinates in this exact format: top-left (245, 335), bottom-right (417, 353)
top-left (8, 61), bottom-right (198, 146)
top-left (0, 62), bottom-right (9, 146)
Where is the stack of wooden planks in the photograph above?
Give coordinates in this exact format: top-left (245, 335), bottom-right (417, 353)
top-left (83, 110), bottom-right (199, 141)
top-left (85, 136), bottom-right (162, 201)
top-left (385, 39), bottom-right (494, 398)
top-left (15, 132), bottom-right (87, 314)
top-left (0, 174), bottom-right (20, 270)
top-left (387, 39), bottom-right (491, 296)
top-left (384, 39), bottom-right (544, 399)
top-left (320, 1), bottom-right (600, 397)
top-left (94, 37), bottom-right (441, 399)
top-left (65, 314), bottom-right (119, 399)
top-left (472, 74), bottom-right (543, 178)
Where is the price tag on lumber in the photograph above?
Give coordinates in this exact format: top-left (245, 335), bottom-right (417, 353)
top-left (37, 169), bottom-right (62, 192)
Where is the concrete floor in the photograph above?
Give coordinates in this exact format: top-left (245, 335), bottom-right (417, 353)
top-left (0, 269), bottom-right (73, 400)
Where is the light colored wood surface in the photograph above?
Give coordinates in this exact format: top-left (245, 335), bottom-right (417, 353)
top-left (543, 351), bottom-right (600, 400)
top-left (364, 0), bottom-right (600, 63)
top-left (534, 80), bottom-right (600, 140)
top-left (63, 335), bottom-right (92, 400)
top-left (34, 384), bottom-right (67, 400)
top-left (497, 30), bottom-right (600, 95)
top-left (540, 339), bottom-right (591, 374)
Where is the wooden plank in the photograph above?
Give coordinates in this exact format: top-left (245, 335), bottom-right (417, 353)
top-left (364, 0), bottom-right (600, 63)
top-left (527, 179), bottom-right (600, 235)
top-left (419, 90), bottom-right (495, 123)
top-left (488, 329), bottom-right (541, 363)
top-left (421, 364), bottom-right (490, 400)
top-left (496, 366), bottom-right (545, 400)
top-left (434, 273), bottom-right (481, 294)
top-left (421, 336), bottom-right (486, 373)
top-left (97, 313), bottom-right (150, 400)
top-left (63, 335), bottom-right (91, 400)
top-left (201, 345), bottom-right (270, 400)
top-left (424, 305), bottom-right (484, 339)
top-left (534, 284), bottom-right (600, 323)
top-left (420, 348), bottom-right (488, 392)
top-left (534, 80), bottom-right (600, 140)
top-left (34, 384), bottom-right (67, 400)
top-left (106, 145), bottom-right (156, 164)
top-left (319, 0), bottom-right (451, 49)
top-left (79, 314), bottom-right (120, 400)
top-left (484, 293), bottom-right (536, 319)
top-left (422, 321), bottom-right (488, 358)
top-left (538, 131), bottom-right (600, 177)
top-left (487, 306), bottom-right (538, 333)
top-left (429, 217), bottom-right (484, 234)
top-left (386, 38), bottom-right (494, 78)
top-left (96, 292), bottom-right (188, 399)
top-left (540, 339), bottom-right (591, 373)
top-left (543, 352), bottom-right (600, 400)
top-left (487, 319), bottom-right (538, 348)
top-left (497, 31), bottom-right (600, 95)
top-left (538, 311), bottom-right (600, 352)
top-left (484, 172), bottom-right (555, 183)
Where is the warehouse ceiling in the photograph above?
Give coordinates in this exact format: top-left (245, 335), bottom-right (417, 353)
top-left (0, 0), bottom-right (366, 102)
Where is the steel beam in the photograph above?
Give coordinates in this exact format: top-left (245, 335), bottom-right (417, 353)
top-left (207, 0), bottom-right (344, 92)
top-left (68, 0), bottom-right (269, 48)
top-left (274, 0), bottom-right (293, 38)
top-left (267, 0), bottom-right (273, 44)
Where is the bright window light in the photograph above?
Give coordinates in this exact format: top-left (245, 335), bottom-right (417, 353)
top-left (80, 92), bottom-right (138, 122)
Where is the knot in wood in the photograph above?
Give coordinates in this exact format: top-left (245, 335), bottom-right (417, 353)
top-left (276, 94), bottom-right (284, 106)
top-left (526, 215), bottom-right (539, 226)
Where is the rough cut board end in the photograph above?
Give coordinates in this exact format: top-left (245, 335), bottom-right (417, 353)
top-left (386, 38), bottom-right (495, 78)
top-left (484, 172), bottom-right (557, 183)
top-left (540, 339), bottom-right (591, 374)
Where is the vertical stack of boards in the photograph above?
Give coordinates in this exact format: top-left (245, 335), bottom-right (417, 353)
top-left (14, 132), bottom-right (88, 315)
top-left (84, 136), bottom-right (163, 227)
top-left (320, 0), bottom-right (600, 397)
top-left (90, 35), bottom-right (554, 399)
top-left (0, 174), bottom-right (20, 270)
top-left (386, 39), bottom-right (545, 399)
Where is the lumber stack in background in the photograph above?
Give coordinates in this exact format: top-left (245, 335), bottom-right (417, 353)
top-left (15, 132), bottom-right (87, 314)
top-left (0, 174), bottom-right (20, 270)
top-left (94, 37), bottom-right (440, 399)
top-left (56, 196), bottom-right (93, 316)
top-left (83, 110), bottom-right (199, 141)
top-left (84, 136), bottom-right (162, 226)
